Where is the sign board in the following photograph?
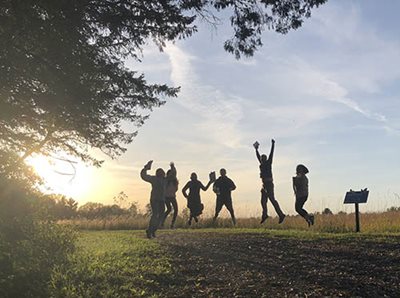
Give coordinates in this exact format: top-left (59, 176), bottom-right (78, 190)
top-left (344, 190), bottom-right (369, 204)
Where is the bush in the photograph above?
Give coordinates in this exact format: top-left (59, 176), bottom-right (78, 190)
top-left (0, 178), bottom-right (76, 297)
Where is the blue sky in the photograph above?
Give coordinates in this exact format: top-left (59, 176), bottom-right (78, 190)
top-left (37, 1), bottom-right (400, 217)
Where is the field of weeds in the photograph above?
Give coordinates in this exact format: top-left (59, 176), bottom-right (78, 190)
top-left (59, 210), bottom-right (400, 233)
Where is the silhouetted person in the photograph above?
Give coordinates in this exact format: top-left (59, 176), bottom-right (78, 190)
top-left (161, 162), bottom-right (178, 229)
top-left (293, 164), bottom-right (314, 226)
top-left (254, 139), bottom-right (286, 224)
top-left (182, 172), bottom-right (213, 225)
top-left (140, 160), bottom-right (166, 238)
top-left (213, 168), bottom-right (236, 225)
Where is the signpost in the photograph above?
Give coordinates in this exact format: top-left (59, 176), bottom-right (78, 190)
top-left (344, 189), bottom-right (369, 232)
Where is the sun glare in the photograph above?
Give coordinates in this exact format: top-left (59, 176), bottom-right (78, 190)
top-left (26, 154), bottom-right (93, 200)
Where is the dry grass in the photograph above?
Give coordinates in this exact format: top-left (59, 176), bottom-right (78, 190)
top-left (59, 210), bottom-right (400, 233)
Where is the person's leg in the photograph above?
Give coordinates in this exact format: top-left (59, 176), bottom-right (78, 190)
top-left (161, 198), bottom-right (172, 227)
top-left (266, 183), bottom-right (285, 223)
top-left (147, 200), bottom-right (158, 238)
top-left (224, 198), bottom-right (236, 225)
top-left (170, 197), bottom-right (178, 228)
top-left (188, 208), bottom-right (193, 225)
top-left (295, 196), bottom-right (312, 225)
top-left (260, 188), bottom-right (268, 223)
top-left (150, 201), bottom-right (165, 236)
top-left (214, 197), bottom-right (224, 221)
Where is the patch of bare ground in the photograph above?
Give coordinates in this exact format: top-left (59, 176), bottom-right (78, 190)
top-left (157, 231), bottom-right (400, 297)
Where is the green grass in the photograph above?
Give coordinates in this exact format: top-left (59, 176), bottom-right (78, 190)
top-left (50, 231), bottom-right (173, 298)
top-left (49, 229), bottom-right (400, 297)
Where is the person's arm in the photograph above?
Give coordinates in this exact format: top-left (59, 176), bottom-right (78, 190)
top-left (140, 160), bottom-right (153, 183)
top-left (200, 180), bottom-right (212, 191)
top-left (254, 142), bottom-right (261, 163)
top-left (230, 179), bottom-right (236, 191)
top-left (182, 182), bottom-right (190, 198)
top-left (268, 139), bottom-right (275, 163)
top-left (292, 177), bottom-right (297, 195)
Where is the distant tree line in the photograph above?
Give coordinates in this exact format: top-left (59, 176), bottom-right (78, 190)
top-left (39, 192), bottom-right (146, 220)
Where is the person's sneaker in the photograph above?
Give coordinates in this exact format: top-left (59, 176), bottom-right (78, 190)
top-left (278, 214), bottom-right (286, 224)
top-left (309, 215), bottom-right (315, 226)
top-left (145, 229), bottom-right (152, 239)
top-left (260, 213), bottom-right (268, 224)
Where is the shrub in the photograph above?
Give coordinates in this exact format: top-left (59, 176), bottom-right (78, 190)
top-left (0, 178), bottom-right (76, 297)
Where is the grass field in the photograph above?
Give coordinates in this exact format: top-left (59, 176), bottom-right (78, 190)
top-left (50, 229), bottom-right (400, 297)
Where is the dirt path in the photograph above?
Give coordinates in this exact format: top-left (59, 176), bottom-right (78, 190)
top-left (157, 231), bottom-right (400, 297)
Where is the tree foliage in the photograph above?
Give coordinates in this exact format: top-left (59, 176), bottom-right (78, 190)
top-left (0, 0), bottom-right (327, 175)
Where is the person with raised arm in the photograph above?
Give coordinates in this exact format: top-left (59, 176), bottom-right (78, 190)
top-left (140, 160), bottom-right (166, 239)
top-left (254, 139), bottom-right (286, 224)
top-left (213, 168), bottom-right (237, 225)
top-left (293, 164), bottom-right (314, 226)
top-left (182, 172), bottom-right (214, 225)
top-left (161, 162), bottom-right (179, 229)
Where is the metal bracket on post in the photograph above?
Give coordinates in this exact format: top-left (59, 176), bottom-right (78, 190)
top-left (344, 189), bottom-right (369, 233)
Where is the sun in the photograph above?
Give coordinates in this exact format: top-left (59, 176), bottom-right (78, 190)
top-left (26, 154), bottom-right (94, 200)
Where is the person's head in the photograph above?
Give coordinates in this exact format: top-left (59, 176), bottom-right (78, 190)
top-left (296, 164), bottom-right (309, 175)
top-left (156, 168), bottom-right (165, 178)
top-left (220, 168), bottom-right (227, 177)
top-left (261, 154), bottom-right (267, 162)
top-left (190, 172), bottom-right (197, 181)
top-left (166, 169), bottom-right (172, 177)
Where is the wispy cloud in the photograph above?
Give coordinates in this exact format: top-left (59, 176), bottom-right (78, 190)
top-left (165, 44), bottom-right (245, 149)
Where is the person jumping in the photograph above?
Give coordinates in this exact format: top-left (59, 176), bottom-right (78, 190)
top-left (293, 164), bottom-right (314, 226)
top-left (254, 139), bottom-right (286, 224)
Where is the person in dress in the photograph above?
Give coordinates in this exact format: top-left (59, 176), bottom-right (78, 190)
top-left (182, 172), bottom-right (213, 225)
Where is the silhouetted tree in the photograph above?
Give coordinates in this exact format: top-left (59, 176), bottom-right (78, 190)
top-left (322, 208), bottom-right (333, 215)
top-left (39, 194), bottom-right (78, 219)
top-left (387, 206), bottom-right (400, 212)
top-left (128, 202), bottom-right (139, 217)
top-left (1, 0), bottom-right (327, 177)
top-left (144, 203), bottom-right (152, 218)
top-left (113, 191), bottom-right (129, 208)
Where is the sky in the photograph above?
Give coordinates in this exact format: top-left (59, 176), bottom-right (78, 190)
top-left (31, 0), bottom-right (400, 217)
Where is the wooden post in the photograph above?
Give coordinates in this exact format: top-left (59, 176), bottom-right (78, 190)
top-left (355, 203), bottom-right (360, 232)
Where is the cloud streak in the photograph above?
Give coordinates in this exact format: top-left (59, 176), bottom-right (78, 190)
top-left (165, 44), bottom-right (245, 149)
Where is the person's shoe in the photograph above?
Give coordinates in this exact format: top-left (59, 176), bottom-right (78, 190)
top-left (151, 231), bottom-right (156, 238)
top-left (187, 220), bottom-right (192, 226)
top-left (278, 214), bottom-right (286, 224)
top-left (194, 217), bottom-right (199, 223)
top-left (260, 213), bottom-right (268, 224)
top-left (145, 229), bottom-right (152, 239)
top-left (232, 218), bottom-right (237, 226)
top-left (309, 215), bottom-right (315, 226)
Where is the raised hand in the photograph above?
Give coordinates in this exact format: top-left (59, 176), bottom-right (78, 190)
top-left (144, 160), bottom-right (153, 170)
